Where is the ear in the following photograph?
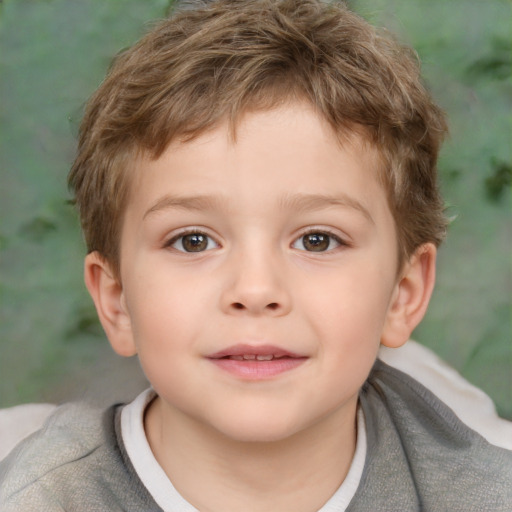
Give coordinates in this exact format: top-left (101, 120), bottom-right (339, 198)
top-left (381, 243), bottom-right (437, 349)
top-left (84, 251), bottom-right (137, 357)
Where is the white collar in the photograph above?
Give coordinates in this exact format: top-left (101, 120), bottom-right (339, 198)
top-left (121, 389), bottom-right (366, 512)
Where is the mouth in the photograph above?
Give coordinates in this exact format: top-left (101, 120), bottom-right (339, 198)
top-left (224, 354), bottom-right (290, 361)
top-left (207, 345), bottom-right (307, 379)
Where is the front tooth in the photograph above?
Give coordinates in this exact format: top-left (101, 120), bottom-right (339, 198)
top-left (243, 354), bottom-right (256, 360)
top-left (231, 355), bottom-right (244, 360)
top-left (256, 354), bottom-right (273, 361)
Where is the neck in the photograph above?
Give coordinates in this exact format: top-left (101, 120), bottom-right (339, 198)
top-left (145, 397), bottom-right (358, 512)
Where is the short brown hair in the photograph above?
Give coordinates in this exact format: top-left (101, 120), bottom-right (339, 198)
top-left (69, 0), bottom-right (448, 277)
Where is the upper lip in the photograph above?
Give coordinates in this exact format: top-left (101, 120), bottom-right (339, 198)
top-left (208, 344), bottom-right (306, 359)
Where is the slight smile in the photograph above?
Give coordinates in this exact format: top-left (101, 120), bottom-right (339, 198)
top-left (207, 344), bottom-right (308, 379)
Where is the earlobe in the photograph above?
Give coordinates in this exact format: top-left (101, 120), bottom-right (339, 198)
top-left (381, 243), bottom-right (437, 349)
top-left (84, 252), bottom-right (137, 357)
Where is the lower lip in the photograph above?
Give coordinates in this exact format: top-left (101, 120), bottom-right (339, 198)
top-left (209, 358), bottom-right (307, 379)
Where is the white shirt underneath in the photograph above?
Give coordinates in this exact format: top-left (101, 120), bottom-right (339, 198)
top-left (121, 389), bottom-right (367, 512)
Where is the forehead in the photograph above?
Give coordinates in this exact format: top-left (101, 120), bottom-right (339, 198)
top-left (126, 104), bottom-right (389, 222)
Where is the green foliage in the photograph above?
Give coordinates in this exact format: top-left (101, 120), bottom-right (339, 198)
top-left (485, 159), bottom-right (512, 202)
top-left (18, 216), bottom-right (58, 243)
top-left (466, 36), bottom-right (512, 82)
top-left (1, 0), bottom-right (511, 417)
top-left (64, 303), bottom-right (105, 342)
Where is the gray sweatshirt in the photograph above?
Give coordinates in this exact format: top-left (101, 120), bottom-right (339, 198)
top-left (1, 360), bottom-right (511, 511)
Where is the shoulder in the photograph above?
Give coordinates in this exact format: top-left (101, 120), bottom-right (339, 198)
top-left (0, 401), bottom-right (120, 510)
top-left (378, 340), bottom-right (512, 449)
top-left (0, 402), bottom-right (58, 461)
top-left (355, 360), bottom-right (512, 511)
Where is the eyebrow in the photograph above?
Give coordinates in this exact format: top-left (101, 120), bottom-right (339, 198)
top-left (143, 194), bottom-right (226, 219)
top-left (278, 193), bottom-right (374, 224)
top-left (143, 192), bottom-right (374, 223)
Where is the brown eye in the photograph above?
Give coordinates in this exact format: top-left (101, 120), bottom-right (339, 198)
top-left (170, 232), bottom-right (217, 252)
top-left (292, 232), bottom-right (342, 252)
top-left (302, 233), bottom-right (330, 251)
top-left (182, 234), bottom-right (208, 252)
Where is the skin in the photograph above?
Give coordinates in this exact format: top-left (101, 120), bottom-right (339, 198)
top-left (85, 103), bottom-right (436, 512)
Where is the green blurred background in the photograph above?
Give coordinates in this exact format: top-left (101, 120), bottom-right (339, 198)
top-left (1, 0), bottom-right (511, 417)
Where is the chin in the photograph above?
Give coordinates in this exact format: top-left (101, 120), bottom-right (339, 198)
top-left (212, 414), bottom-right (306, 444)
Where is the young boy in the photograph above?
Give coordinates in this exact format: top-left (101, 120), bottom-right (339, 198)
top-left (1, 0), bottom-right (511, 510)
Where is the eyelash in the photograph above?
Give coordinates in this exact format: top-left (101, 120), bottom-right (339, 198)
top-left (164, 229), bottom-right (219, 253)
top-left (292, 229), bottom-right (347, 253)
top-left (164, 227), bottom-right (347, 254)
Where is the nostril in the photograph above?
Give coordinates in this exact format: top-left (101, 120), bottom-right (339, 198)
top-left (231, 302), bottom-right (279, 311)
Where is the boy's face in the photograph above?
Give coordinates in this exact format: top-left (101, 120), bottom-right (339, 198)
top-left (101, 103), bottom-right (415, 442)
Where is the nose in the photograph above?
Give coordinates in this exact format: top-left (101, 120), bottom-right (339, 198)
top-left (220, 250), bottom-right (292, 317)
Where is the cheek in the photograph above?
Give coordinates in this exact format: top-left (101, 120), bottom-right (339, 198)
top-left (301, 262), bottom-right (394, 366)
top-left (123, 268), bottom-right (202, 352)
top-left (305, 266), bottom-right (392, 329)
top-left (125, 286), bottom-right (197, 398)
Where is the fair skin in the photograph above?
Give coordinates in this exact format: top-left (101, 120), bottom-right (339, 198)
top-left (85, 103), bottom-right (436, 512)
